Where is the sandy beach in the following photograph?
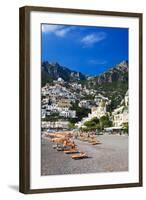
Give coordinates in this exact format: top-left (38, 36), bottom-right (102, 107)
top-left (41, 134), bottom-right (128, 176)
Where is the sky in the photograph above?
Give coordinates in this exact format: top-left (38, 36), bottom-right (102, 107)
top-left (41, 24), bottom-right (128, 76)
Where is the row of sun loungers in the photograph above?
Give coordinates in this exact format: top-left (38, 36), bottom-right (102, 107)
top-left (47, 132), bottom-right (88, 159)
top-left (78, 136), bottom-right (102, 145)
top-left (52, 143), bottom-right (84, 158)
top-left (45, 131), bottom-right (101, 160)
top-left (54, 145), bottom-right (87, 159)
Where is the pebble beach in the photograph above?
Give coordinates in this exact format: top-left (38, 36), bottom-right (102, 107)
top-left (41, 134), bottom-right (128, 176)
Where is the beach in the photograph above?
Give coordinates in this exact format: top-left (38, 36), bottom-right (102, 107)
top-left (41, 134), bottom-right (128, 176)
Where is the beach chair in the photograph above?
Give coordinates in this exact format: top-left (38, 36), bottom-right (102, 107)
top-left (71, 152), bottom-right (88, 160)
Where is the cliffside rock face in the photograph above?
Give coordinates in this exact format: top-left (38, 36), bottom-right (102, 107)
top-left (41, 61), bottom-right (86, 86)
top-left (94, 61), bottom-right (128, 84)
top-left (41, 60), bottom-right (128, 88)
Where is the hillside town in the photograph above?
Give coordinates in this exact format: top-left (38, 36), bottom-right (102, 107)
top-left (41, 77), bottom-right (128, 134)
top-left (41, 76), bottom-right (129, 175)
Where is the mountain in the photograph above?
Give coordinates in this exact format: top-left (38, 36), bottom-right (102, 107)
top-left (86, 61), bottom-right (128, 109)
top-left (92, 60), bottom-right (128, 84)
top-left (41, 61), bottom-right (86, 86)
top-left (41, 60), bottom-right (128, 109)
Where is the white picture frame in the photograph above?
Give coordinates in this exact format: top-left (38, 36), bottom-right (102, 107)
top-left (19, 6), bottom-right (143, 194)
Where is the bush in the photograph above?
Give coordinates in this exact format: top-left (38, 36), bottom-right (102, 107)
top-left (84, 117), bottom-right (99, 128)
top-left (99, 115), bottom-right (112, 130)
top-left (122, 122), bottom-right (128, 134)
top-left (68, 122), bottom-right (76, 129)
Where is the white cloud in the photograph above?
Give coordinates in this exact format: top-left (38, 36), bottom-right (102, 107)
top-left (41, 25), bottom-right (63, 33)
top-left (41, 24), bottom-right (74, 37)
top-left (55, 27), bottom-right (74, 37)
top-left (81, 32), bottom-right (107, 47)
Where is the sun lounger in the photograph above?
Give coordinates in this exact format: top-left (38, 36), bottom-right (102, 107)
top-left (71, 152), bottom-right (88, 159)
top-left (52, 144), bottom-right (58, 149)
top-left (56, 146), bottom-right (64, 151)
top-left (91, 141), bottom-right (101, 145)
top-left (64, 149), bottom-right (79, 154)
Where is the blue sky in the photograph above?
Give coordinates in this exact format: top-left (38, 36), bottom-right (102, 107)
top-left (41, 24), bottom-right (128, 75)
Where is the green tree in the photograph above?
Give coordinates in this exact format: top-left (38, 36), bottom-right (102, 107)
top-left (83, 117), bottom-right (101, 131)
top-left (70, 102), bottom-right (91, 122)
top-left (99, 115), bottom-right (112, 130)
top-left (68, 122), bottom-right (76, 129)
top-left (84, 117), bottom-right (99, 128)
top-left (84, 120), bottom-right (96, 128)
top-left (122, 122), bottom-right (128, 134)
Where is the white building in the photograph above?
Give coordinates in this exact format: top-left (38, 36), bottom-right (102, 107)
top-left (112, 90), bottom-right (128, 127)
top-left (42, 121), bottom-right (69, 129)
top-left (94, 94), bottom-right (111, 106)
top-left (125, 90), bottom-right (129, 106)
top-left (59, 110), bottom-right (76, 118)
top-left (41, 109), bottom-right (46, 119)
top-left (112, 108), bottom-right (128, 127)
top-left (76, 99), bottom-right (108, 128)
top-left (78, 100), bottom-right (90, 108)
top-left (88, 100), bottom-right (107, 119)
top-left (57, 77), bottom-right (64, 83)
top-left (47, 104), bottom-right (58, 111)
top-left (42, 97), bottom-right (49, 104)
